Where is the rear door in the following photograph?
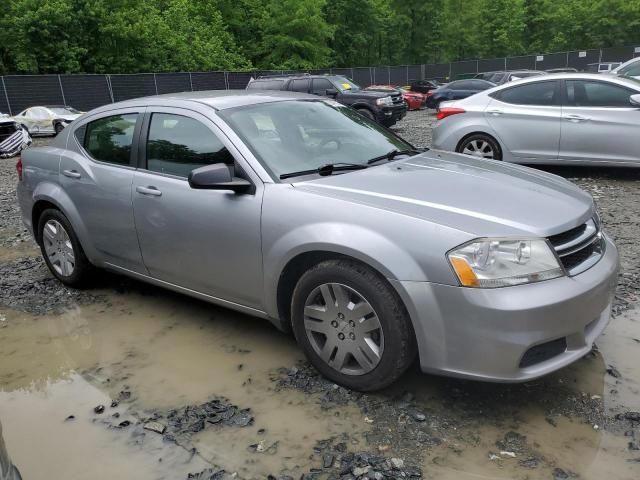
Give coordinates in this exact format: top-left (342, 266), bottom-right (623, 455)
top-left (559, 79), bottom-right (640, 165)
top-left (288, 78), bottom-right (311, 94)
top-left (60, 108), bottom-right (146, 272)
top-left (484, 80), bottom-right (561, 162)
top-left (132, 107), bottom-right (264, 308)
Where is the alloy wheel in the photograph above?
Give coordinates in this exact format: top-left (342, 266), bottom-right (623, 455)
top-left (43, 219), bottom-right (76, 277)
top-left (462, 139), bottom-right (495, 159)
top-left (303, 283), bottom-right (384, 376)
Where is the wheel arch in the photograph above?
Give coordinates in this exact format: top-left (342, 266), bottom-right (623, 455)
top-left (455, 131), bottom-right (503, 159)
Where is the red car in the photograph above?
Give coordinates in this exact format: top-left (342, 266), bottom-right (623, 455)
top-left (365, 85), bottom-right (426, 110)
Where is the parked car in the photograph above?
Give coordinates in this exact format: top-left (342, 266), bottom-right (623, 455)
top-left (546, 68), bottom-right (578, 73)
top-left (611, 57), bottom-right (640, 79)
top-left (247, 74), bottom-right (407, 127)
top-left (0, 115), bottom-right (31, 159)
top-left (13, 105), bottom-right (83, 136)
top-left (365, 85), bottom-right (425, 110)
top-left (407, 79), bottom-right (440, 94)
top-left (17, 90), bottom-right (618, 390)
top-left (426, 79), bottom-right (495, 109)
top-left (432, 73), bottom-right (640, 166)
top-left (585, 62), bottom-right (621, 73)
top-left (487, 70), bottom-right (547, 85)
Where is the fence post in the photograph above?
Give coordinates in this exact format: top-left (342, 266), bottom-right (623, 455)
top-left (405, 65), bottom-right (409, 85)
top-left (106, 75), bottom-right (114, 103)
top-left (189, 72), bottom-right (194, 91)
top-left (1, 76), bottom-right (11, 115)
top-left (224, 71), bottom-right (229, 90)
top-left (58, 75), bottom-right (67, 106)
top-left (598, 49), bottom-right (603, 63)
top-left (153, 73), bottom-right (159, 95)
top-left (566, 51), bottom-right (569, 67)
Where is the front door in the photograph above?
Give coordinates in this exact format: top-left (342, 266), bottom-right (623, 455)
top-left (132, 108), bottom-right (264, 309)
top-left (59, 109), bottom-right (146, 272)
top-left (485, 80), bottom-right (562, 162)
top-left (559, 79), bottom-right (640, 165)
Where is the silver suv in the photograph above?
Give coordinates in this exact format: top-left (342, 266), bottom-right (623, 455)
top-left (16, 91), bottom-right (619, 390)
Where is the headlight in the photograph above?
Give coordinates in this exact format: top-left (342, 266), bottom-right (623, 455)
top-left (448, 238), bottom-right (564, 288)
top-left (376, 96), bottom-right (393, 106)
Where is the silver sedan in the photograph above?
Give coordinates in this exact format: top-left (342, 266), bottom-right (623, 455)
top-left (432, 73), bottom-right (640, 166)
top-left (17, 91), bottom-right (619, 390)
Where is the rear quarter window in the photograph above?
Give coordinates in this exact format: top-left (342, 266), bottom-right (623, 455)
top-left (247, 80), bottom-right (285, 90)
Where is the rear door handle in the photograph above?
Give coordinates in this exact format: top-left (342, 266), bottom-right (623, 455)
top-left (486, 109), bottom-right (503, 116)
top-left (62, 169), bottom-right (81, 179)
top-left (564, 114), bottom-right (589, 122)
top-left (136, 186), bottom-right (162, 197)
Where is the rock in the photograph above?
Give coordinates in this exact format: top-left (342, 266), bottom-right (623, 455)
top-left (117, 420), bottom-right (131, 428)
top-left (500, 451), bottom-right (516, 458)
top-left (64, 415), bottom-right (75, 422)
top-left (410, 411), bottom-right (426, 422)
top-left (187, 467), bottom-right (225, 479)
top-left (94, 405), bottom-right (105, 414)
top-left (625, 412), bottom-right (640, 422)
top-left (144, 421), bottom-right (166, 434)
top-left (322, 454), bottom-right (334, 468)
top-left (629, 441), bottom-right (640, 451)
top-left (352, 465), bottom-right (370, 476)
top-left (390, 458), bottom-right (404, 469)
top-left (606, 366), bottom-right (622, 378)
top-left (110, 400), bottom-right (119, 408)
top-left (553, 468), bottom-right (569, 479)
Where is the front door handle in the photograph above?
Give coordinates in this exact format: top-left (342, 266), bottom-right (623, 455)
top-left (62, 169), bottom-right (81, 179)
top-left (564, 114), bottom-right (589, 122)
top-left (486, 109), bottom-right (503, 116)
top-left (136, 186), bottom-right (162, 197)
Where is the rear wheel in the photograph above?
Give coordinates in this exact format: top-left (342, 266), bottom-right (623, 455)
top-left (291, 260), bottom-right (416, 391)
top-left (54, 122), bottom-right (65, 135)
top-left (38, 208), bottom-right (92, 287)
top-left (457, 133), bottom-right (502, 160)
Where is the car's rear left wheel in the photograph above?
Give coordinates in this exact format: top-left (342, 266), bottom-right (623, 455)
top-left (457, 133), bottom-right (502, 160)
top-left (38, 208), bottom-right (91, 287)
top-left (291, 259), bottom-right (416, 391)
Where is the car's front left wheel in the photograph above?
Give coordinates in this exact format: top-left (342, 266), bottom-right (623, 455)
top-left (291, 259), bottom-right (416, 391)
top-left (38, 208), bottom-right (92, 287)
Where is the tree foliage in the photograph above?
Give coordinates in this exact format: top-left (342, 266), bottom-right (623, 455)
top-left (1, 0), bottom-right (639, 74)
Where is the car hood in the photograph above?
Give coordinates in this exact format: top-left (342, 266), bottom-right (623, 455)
top-left (292, 150), bottom-right (593, 237)
top-left (343, 89), bottom-right (393, 99)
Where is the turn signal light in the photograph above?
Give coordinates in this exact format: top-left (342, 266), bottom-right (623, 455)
top-left (436, 107), bottom-right (466, 121)
top-left (449, 256), bottom-right (479, 287)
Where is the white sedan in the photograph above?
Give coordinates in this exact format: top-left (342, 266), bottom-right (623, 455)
top-left (432, 73), bottom-right (640, 167)
top-left (13, 105), bottom-right (83, 136)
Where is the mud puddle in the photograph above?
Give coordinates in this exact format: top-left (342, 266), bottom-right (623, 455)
top-left (0, 279), bottom-right (638, 479)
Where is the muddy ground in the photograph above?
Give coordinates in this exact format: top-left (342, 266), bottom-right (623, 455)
top-left (0, 111), bottom-right (639, 480)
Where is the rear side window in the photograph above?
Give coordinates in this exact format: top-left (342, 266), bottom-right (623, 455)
top-left (566, 80), bottom-right (633, 107)
top-left (146, 113), bottom-right (234, 178)
top-left (247, 80), bottom-right (285, 90)
top-left (311, 78), bottom-right (333, 95)
top-left (497, 81), bottom-right (558, 106)
top-left (289, 79), bottom-right (310, 93)
top-left (449, 81), bottom-right (473, 90)
top-left (83, 114), bottom-right (138, 165)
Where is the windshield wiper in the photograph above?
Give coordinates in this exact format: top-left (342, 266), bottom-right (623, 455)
top-left (366, 148), bottom-right (422, 165)
top-left (279, 162), bottom-right (368, 180)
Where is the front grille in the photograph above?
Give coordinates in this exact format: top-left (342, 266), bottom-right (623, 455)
top-left (519, 337), bottom-right (567, 368)
top-left (547, 218), bottom-right (604, 275)
top-left (0, 122), bottom-right (18, 142)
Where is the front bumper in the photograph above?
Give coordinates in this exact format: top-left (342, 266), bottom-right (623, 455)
top-left (393, 235), bottom-right (619, 382)
top-left (378, 104), bottom-right (407, 125)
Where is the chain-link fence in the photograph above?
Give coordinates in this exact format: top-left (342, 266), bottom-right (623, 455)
top-left (1, 45), bottom-right (639, 115)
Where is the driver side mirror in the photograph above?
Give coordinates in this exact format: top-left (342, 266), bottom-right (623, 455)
top-left (630, 93), bottom-right (640, 107)
top-left (325, 88), bottom-right (339, 98)
top-left (188, 163), bottom-right (253, 194)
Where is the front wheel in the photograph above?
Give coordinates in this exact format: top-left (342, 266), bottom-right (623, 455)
top-left (291, 260), bottom-right (416, 391)
top-left (54, 123), bottom-right (65, 135)
top-left (38, 208), bottom-right (92, 287)
top-left (355, 108), bottom-right (375, 121)
top-left (457, 133), bottom-right (502, 160)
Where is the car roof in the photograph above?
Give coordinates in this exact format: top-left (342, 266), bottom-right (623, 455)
top-left (482, 72), bottom-right (640, 93)
top-left (85, 90), bottom-right (319, 114)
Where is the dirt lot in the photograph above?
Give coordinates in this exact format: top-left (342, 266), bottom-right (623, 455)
top-left (0, 111), bottom-right (639, 480)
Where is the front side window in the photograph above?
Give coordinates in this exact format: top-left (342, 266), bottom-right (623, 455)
top-left (83, 114), bottom-right (138, 165)
top-left (566, 80), bottom-right (633, 107)
top-left (497, 81), bottom-right (558, 106)
top-left (220, 100), bottom-right (412, 179)
top-left (311, 78), bottom-right (333, 95)
top-left (146, 113), bottom-right (233, 178)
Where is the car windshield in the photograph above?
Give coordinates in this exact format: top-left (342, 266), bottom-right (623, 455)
top-left (334, 76), bottom-right (361, 91)
top-left (220, 99), bottom-right (413, 180)
top-left (49, 107), bottom-right (81, 115)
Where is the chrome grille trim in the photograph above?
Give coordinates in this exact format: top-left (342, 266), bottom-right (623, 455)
top-left (548, 218), bottom-right (605, 276)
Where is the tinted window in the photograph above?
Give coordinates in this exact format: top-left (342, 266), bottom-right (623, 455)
top-left (497, 81), bottom-right (557, 105)
top-left (619, 62), bottom-right (640, 77)
top-left (471, 80), bottom-right (492, 89)
top-left (246, 79), bottom-right (285, 90)
top-left (448, 80), bottom-right (474, 90)
top-left (566, 80), bottom-right (633, 107)
top-left (84, 114), bottom-right (137, 165)
top-left (146, 113), bottom-right (233, 178)
top-left (289, 79), bottom-right (310, 93)
top-left (311, 78), bottom-right (333, 95)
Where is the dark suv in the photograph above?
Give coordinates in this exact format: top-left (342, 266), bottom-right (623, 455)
top-left (246, 74), bottom-right (407, 127)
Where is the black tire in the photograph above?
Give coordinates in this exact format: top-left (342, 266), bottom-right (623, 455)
top-left (54, 122), bottom-right (65, 135)
top-left (291, 259), bottom-right (417, 391)
top-left (456, 133), bottom-right (502, 161)
top-left (38, 208), bottom-right (92, 287)
top-left (356, 108), bottom-right (375, 121)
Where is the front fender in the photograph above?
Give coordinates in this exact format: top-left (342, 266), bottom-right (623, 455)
top-left (263, 222), bottom-right (425, 318)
